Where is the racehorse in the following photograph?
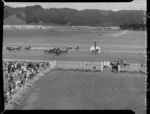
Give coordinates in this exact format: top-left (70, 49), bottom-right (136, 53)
top-left (66, 47), bottom-right (73, 50)
top-left (110, 62), bottom-right (120, 72)
top-left (117, 59), bottom-right (130, 67)
top-left (24, 46), bottom-right (31, 51)
top-left (6, 46), bottom-right (13, 51)
top-left (74, 46), bottom-right (79, 50)
top-left (91, 49), bottom-right (99, 54)
top-left (44, 47), bottom-right (58, 54)
top-left (59, 49), bottom-right (68, 54)
top-left (55, 48), bottom-right (68, 55)
top-left (13, 46), bottom-right (21, 51)
top-left (44, 49), bottom-right (53, 54)
top-left (6, 46), bottom-right (21, 51)
top-left (44, 48), bottom-right (68, 56)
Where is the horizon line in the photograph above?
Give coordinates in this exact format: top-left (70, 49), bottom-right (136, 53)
top-left (4, 4), bottom-right (146, 12)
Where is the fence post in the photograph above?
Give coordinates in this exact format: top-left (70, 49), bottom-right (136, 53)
top-left (82, 61), bottom-right (84, 70)
top-left (80, 61), bottom-right (82, 69)
top-left (54, 60), bottom-right (56, 67)
top-left (54, 60), bottom-right (56, 68)
top-left (84, 61), bottom-right (86, 70)
top-left (100, 61), bottom-right (103, 72)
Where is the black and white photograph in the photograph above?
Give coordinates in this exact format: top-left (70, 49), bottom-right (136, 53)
top-left (2, 0), bottom-right (147, 113)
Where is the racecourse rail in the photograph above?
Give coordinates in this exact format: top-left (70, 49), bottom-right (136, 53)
top-left (3, 46), bottom-right (146, 54)
top-left (3, 59), bottom-right (147, 74)
top-left (3, 42), bottom-right (146, 48)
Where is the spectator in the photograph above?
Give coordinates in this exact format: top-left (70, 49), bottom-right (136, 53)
top-left (3, 60), bottom-right (50, 104)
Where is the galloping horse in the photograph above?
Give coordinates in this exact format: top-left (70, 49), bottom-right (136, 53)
top-left (44, 49), bottom-right (52, 54)
top-left (44, 47), bottom-right (68, 56)
top-left (44, 48), bottom-right (57, 54)
top-left (66, 47), bottom-right (73, 50)
top-left (13, 46), bottom-right (21, 51)
top-left (110, 62), bottom-right (120, 72)
top-left (6, 46), bottom-right (13, 51)
top-left (6, 46), bottom-right (21, 51)
top-left (24, 46), bottom-right (31, 51)
top-left (117, 59), bottom-right (130, 67)
top-left (74, 46), bottom-right (79, 50)
top-left (59, 49), bottom-right (68, 54)
top-left (91, 49), bottom-right (99, 54)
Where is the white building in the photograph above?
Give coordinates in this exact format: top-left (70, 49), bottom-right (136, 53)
top-left (90, 46), bottom-right (101, 53)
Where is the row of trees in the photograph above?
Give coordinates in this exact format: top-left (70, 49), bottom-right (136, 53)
top-left (120, 24), bottom-right (146, 31)
top-left (4, 5), bottom-right (145, 26)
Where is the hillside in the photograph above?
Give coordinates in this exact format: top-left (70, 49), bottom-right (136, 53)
top-left (4, 14), bottom-right (26, 25)
top-left (3, 5), bottom-right (145, 26)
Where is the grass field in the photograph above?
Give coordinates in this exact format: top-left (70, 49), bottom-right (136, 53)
top-left (16, 70), bottom-right (146, 114)
top-left (3, 29), bottom-right (146, 46)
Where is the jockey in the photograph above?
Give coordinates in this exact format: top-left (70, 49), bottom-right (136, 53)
top-left (111, 62), bottom-right (114, 72)
top-left (123, 60), bottom-right (127, 66)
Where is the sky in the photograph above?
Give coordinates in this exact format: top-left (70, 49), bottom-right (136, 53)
top-left (4, 0), bottom-right (146, 11)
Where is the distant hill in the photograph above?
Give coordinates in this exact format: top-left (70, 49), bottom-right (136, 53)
top-left (3, 5), bottom-right (145, 26)
top-left (4, 14), bottom-right (26, 25)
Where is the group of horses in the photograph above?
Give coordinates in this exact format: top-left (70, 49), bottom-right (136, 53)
top-left (44, 47), bottom-right (69, 56)
top-left (66, 46), bottom-right (79, 50)
top-left (110, 59), bottom-right (129, 72)
top-left (6, 46), bottom-right (31, 51)
top-left (5, 45), bottom-right (77, 56)
top-left (44, 45), bottom-right (81, 56)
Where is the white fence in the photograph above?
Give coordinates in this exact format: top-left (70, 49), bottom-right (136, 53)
top-left (55, 61), bottom-right (104, 71)
top-left (3, 59), bottom-right (147, 73)
top-left (120, 63), bottom-right (147, 73)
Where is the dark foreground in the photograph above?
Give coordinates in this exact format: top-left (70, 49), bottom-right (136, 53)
top-left (16, 70), bottom-right (146, 114)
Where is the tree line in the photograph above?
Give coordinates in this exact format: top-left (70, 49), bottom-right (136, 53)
top-left (4, 5), bottom-right (145, 27)
top-left (120, 24), bottom-right (146, 31)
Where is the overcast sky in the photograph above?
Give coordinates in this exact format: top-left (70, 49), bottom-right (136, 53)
top-left (5, 0), bottom-right (146, 11)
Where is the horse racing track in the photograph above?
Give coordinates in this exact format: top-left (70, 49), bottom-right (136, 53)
top-left (3, 29), bottom-right (146, 63)
top-left (3, 28), bottom-right (147, 113)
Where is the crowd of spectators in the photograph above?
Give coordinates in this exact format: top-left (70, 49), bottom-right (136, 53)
top-left (3, 60), bottom-right (50, 105)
